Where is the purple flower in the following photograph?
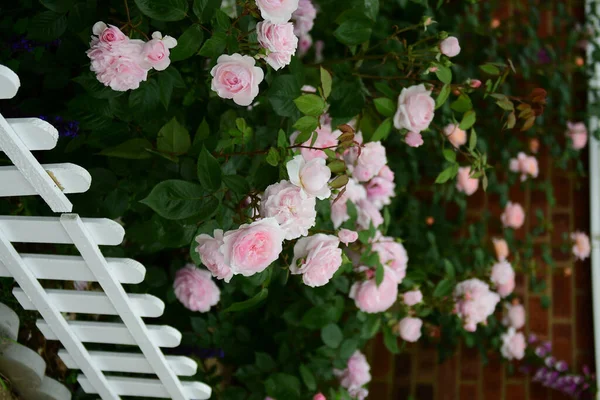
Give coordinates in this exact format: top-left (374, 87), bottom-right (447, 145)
top-left (38, 115), bottom-right (79, 138)
top-left (544, 356), bottom-right (556, 368)
top-left (537, 49), bottom-right (551, 64)
top-left (535, 346), bottom-right (548, 357)
top-left (555, 361), bottom-right (568, 372)
top-left (10, 36), bottom-right (35, 53)
top-left (528, 333), bottom-right (538, 344)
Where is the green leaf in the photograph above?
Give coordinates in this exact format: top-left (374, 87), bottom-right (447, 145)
top-left (442, 148), bottom-right (456, 162)
top-left (443, 259), bottom-right (455, 278)
top-left (223, 288), bottom-right (269, 312)
top-left (302, 298), bottom-right (343, 329)
top-left (363, 0), bottom-right (380, 20)
top-left (480, 63), bottom-right (501, 75)
top-left (157, 118), bottom-right (191, 155)
top-left (198, 32), bottom-right (227, 58)
top-left (255, 352), bottom-right (276, 372)
top-left (459, 110), bottom-right (477, 130)
top-left (140, 180), bottom-right (218, 220)
top-left (436, 84), bottom-right (451, 109)
top-left (373, 98), bottom-right (395, 117)
top-left (450, 94), bottom-right (473, 113)
top-left (28, 11), bottom-right (67, 40)
top-left (294, 94), bottom-right (327, 116)
top-left (382, 324), bottom-right (399, 354)
top-left (321, 323), bottom-right (343, 348)
top-left (223, 175), bottom-right (250, 195)
top-left (320, 67), bottom-right (333, 99)
top-left (73, 73), bottom-right (123, 99)
top-left (266, 147), bottom-right (280, 166)
top-left (134, 0), bottom-right (188, 21)
top-left (299, 364), bottom-right (317, 391)
top-left (469, 128), bottom-right (477, 151)
top-left (375, 264), bottom-right (385, 286)
top-left (435, 65), bottom-right (452, 84)
top-left (334, 18), bottom-right (373, 46)
top-left (265, 373), bottom-right (301, 399)
top-left (99, 138), bottom-right (153, 159)
top-left (277, 129), bottom-right (288, 147)
top-left (197, 146), bottom-right (222, 191)
top-left (435, 164), bottom-right (458, 184)
top-left (371, 118), bottom-right (392, 142)
top-left (40, 0), bottom-right (73, 13)
top-left (170, 25), bottom-right (204, 61)
top-left (128, 80), bottom-right (161, 114)
top-left (293, 116), bottom-right (319, 133)
top-left (269, 75), bottom-right (302, 118)
top-left (433, 278), bottom-right (454, 297)
top-left (360, 315), bottom-right (381, 339)
top-left (193, 0), bottom-right (221, 23)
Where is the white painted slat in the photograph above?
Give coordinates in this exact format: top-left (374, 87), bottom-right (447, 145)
top-left (0, 164), bottom-right (91, 197)
top-left (13, 288), bottom-right (164, 318)
top-left (78, 376), bottom-right (211, 399)
top-left (0, 216), bottom-right (124, 245)
top-left (4, 118), bottom-right (58, 150)
top-left (0, 253), bottom-right (145, 284)
top-left (58, 350), bottom-right (197, 376)
top-left (61, 214), bottom-right (198, 400)
top-left (37, 320), bottom-right (182, 348)
top-left (0, 65), bottom-right (20, 99)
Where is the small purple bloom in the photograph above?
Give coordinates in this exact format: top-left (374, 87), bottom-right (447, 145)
top-left (537, 49), bottom-right (551, 64)
top-left (544, 356), bottom-right (556, 368)
top-left (555, 360), bottom-right (568, 372)
top-left (528, 333), bottom-right (538, 344)
top-left (535, 346), bottom-right (548, 357)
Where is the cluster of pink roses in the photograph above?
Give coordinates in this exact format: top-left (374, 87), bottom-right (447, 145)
top-left (87, 22), bottom-right (176, 92)
top-left (565, 121), bottom-right (588, 150)
top-left (292, 0), bottom-right (318, 55)
top-left (395, 84), bottom-right (435, 147)
top-left (453, 278), bottom-right (500, 332)
top-left (509, 152), bottom-right (539, 181)
top-left (333, 350), bottom-right (371, 400)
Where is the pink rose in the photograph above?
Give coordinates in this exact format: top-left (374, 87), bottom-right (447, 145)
top-left (398, 317), bottom-right (423, 342)
top-left (372, 235), bottom-right (408, 283)
top-left (405, 131), bottom-right (424, 147)
top-left (290, 234), bottom-right (342, 287)
top-left (296, 124), bottom-right (340, 161)
top-left (492, 237), bottom-right (509, 261)
top-left (96, 23), bottom-right (127, 46)
top-left (314, 39), bottom-right (324, 63)
top-left (260, 180), bottom-right (317, 240)
top-left (393, 84), bottom-right (435, 133)
top-left (571, 231), bottom-right (591, 261)
top-left (97, 56), bottom-right (148, 92)
top-left (566, 121), bottom-right (588, 150)
top-left (444, 124), bottom-right (467, 148)
top-left (365, 177), bottom-right (395, 209)
top-left (140, 31), bottom-right (177, 71)
top-left (351, 142), bottom-right (387, 182)
top-left (173, 264), bottom-right (220, 312)
top-left (509, 152), bottom-right (538, 181)
top-left (378, 165), bottom-right (394, 181)
top-left (349, 267), bottom-right (399, 313)
top-left (501, 202), bottom-right (525, 229)
top-left (503, 303), bottom-right (525, 330)
top-left (470, 79), bottom-right (482, 88)
top-left (330, 179), bottom-right (367, 228)
top-left (500, 328), bottom-right (526, 360)
top-left (440, 36), bottom-right (461, 57)
top-left (256, 0), bottom-right (300, 23)
top-left (338, 229), bottom-right (358, 245)
top-left (348, 388), bottom-right (368, 400)
top-left (297, 34), bottom-right (313, 56)
top-left (195, 229), bottom-right (234, 282)
top-left (286, 155), bottom-right (332, 199)
top-left (313, 394), bottom-right (326, 400)
top-left (403, 289), bottom-right (423, 306)
top-left (333, 350), bottom-right (371, 390)
top-left (257, 21), bottom-right (298, 70)
top-left (210, 53), bottom-right (265, 106)
top-left (454, 278), bottom-right (500, 332)
top-left (490, 261), bottom-right (515, 298)
top-left (221, 218), bottom-right (285, 276)
top-left (356, 199), bottom-right (383, 230)
top-left (456, 166), bottom-right (479, 196)
top-left (292, 0), bottom-right (317, 36)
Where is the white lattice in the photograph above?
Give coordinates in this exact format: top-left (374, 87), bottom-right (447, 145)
top-left (0, 65), bottom-right (211, 400)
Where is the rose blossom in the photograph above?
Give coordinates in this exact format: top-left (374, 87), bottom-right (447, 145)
top-left (297, 34), bottom-right (313, 56)
top-left (566, 121), bottom-right (588, 150)
top-left (456, 166), bottom-right (479, 196)
top-left (348, 388), bottom-right (368, 400)
top-left (501, 202), bottom-right (525, 229)
top-left (393, 84), bottom-right (435, 133)
top-left (313, 394), bottom-right (326, 400)
top-left (453, 278), bottom-right (500, 332)
top-left (470, 79), bottom-right (482, 88)
top-left (314, 39), bottom-right (324, 63)
top-left (260, 180), bottom-right (317, 240)
top-left (571, 231), bottom-right (591, 261)
top-left (289, 234), bottom-right (342, 287)
top-left (405, 131), bottom-right (424, 147)
top-left (173, 264), bottom-right (220, 312)
top-left (221, 218), bottom-right (285, 276)
top-left (257, 21), bottom-right (298, 70)
top-left (295, 124), bottom-right (340, 161)
top-left (96, 56), bottom-right (148, 92)
top-left (440, 36), bottom-right (461, 57)
top-left (501, 328), bottom-right (526, 360)
top-left (403, 289), bottom-right (423, 306)
top-left (286, 155), bottom-right (331, 199)
top-left (491, 260), bottom-right (516, 298)
top-left (378, 165), bottom-right (394, 181)
top-left (140, 31), bottom-right (177, 71)
top-left (334, 350), bottom-right (371, 393)
top-left (195, 229), bottom-right (234, 282)
top-left (372, 234), bottom-right (409, 283)
top-left (256, 0), bottom-right (300, 23)
top-left (365, 176), bottom-right (395, 209)
top-left (292, 0), bottom-right (316, 36)
top-left (351, 141), bottom-right (387, 182)
top-left (338, 229), bottom-right (358, 245)
top-left (503, 303), bottom-right (526, 329)
top-left (444, 124), bottom-right (467, 148)
top-left (356, 199), bottom-right (384, 230)
top-left (492, 237), bottom-right (509, 261)
top-left (210, 53), bottom-right (264, 106)
top-left (509, 152), bottom-right (539, 181)
top-left (93, 22), bottom-right (127, 46)
top-left (350, 266), bottom-right (399, 313)
top-left (330, 178), bottom-right (367, 228)
top-left (398, 317), bottom-right (423, 342)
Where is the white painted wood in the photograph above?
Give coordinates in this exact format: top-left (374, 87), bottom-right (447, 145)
top-left (21, 376), bottom-right (72, 400)
top-left (13, 288), bottom-right (164, 318)
top-left (0, 114), bottom-right (72, 212)
top-left (78, 376), bottom-right (211, 400)
top-left (4, 118), bottom-right (58, 150)
top-left (37, 320), bottom-right (182, 348)
top-left (0, 163), bottom-right (91, 197)
top-left (0, 302), bottom-right (19, 340)
top-left (60, 214), bottom-right (199, 400)
top-left (58, 350), bottom-right (197, 376)
top-left (0, 65), bottom-right (20, 99)
top-left (0, 229), bottom-right (119, 400)
top-left (0, 253), bottom-right (145, 284)
top-left (0, 216), bottom-right (124, 245)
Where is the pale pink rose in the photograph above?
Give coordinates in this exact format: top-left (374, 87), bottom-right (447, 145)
top-left (440, 36), bottom-right (461, 57)
top-left (74, 281), bottom-right (89, 291)
top-left (210, 53), bottom-right (264, 106)
top-left (349, 266), bottom-right (399, 313)
top-left (338, 229), bottom-right (358, 245)
top-left (403, 289), bottom-right (423, 306)
top-left (444, 124), bottom-right (467, 148)
top-left (348, 388), bottom-right (368, 400)
top-left (314, 39), bottom-right (324, 63)
top-left (97, 23), bottom-right (127, 46)
top-left (256, 0), bottom-right (300, 23)
top-left (195, 229), bottom-right (234, 282)
top-left (257, 21), bottom-right (298, 70)
top-left (292, 0), bottom-right (316, 36)
top-left (260, 180), bottom-right (316, 240)
top-left (333, 350), bottom-right (371, 390)
top-left (571, 231), bottom-right (591, 261)
top-left (221, 218), bottom-right (285, 276)
top-left (405, 131), bottom-right (424, 147)
top-left (509, 152), bottom-right (538, 181)
top-left (393, 84), bottom-right (435, 133)
top-left (456, 166), bottom-right (479, 196)
top-left (352, 142), bottom-right (387, 182)
top-left (297, 34), bottom-right (313, 56)
top-left (454, 278), bottom-right (500, 332)
top-left (503, 303), bottom-right (525, 330)
top-left (356, 199), bottom-right (383, 230)
top-left (313, 394), bottom-right (326, 400)
top-left (566, 121), bottom-right (588, 150)
top-left (297, 124), bottom-right (340, 161)
top-left (290, 234), bottom-right (342, 287)
top-left (97, 56), bottom-right (148, 91)
top-left (470, 79), bottom-right (482, 88)
top-left (490, 261), bottom-right (516, 298)
top-left (365, 176), bottom-right (395, 209)
top-left (378, 165), bottom-right (394, 181)
top-left (173, 264), bottom-right (220, 312)
top-left (286, 155), bottom-right (331, 199)
top-left (372, 234), bottom-right (408, 283)
top-left (140, 31), bottom-right (177, 71)
top-left (501, 202), bottom-right (525, 229)
top-left (492, 237), bottom-right (509, 261)
top-left (398, 317), bottom-right (423, 342)
top-left (301, 85), bottom-right (317, 93)
top-left (330, 179), bottom-right (367, 228)
top-left (500, 328), bottom-right (526, 360)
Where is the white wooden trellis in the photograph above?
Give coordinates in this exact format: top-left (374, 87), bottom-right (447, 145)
top-left (0, 65), bottom-right (211, 400)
